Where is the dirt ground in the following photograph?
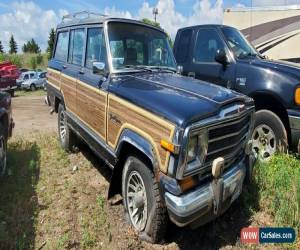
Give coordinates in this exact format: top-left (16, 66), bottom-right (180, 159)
top-left (2, 91), bottom-right (284, 250)
top-left (12, 94), bottom-right (57, 136)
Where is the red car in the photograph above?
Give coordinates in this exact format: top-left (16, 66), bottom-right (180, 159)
top-left (0, 62), bottom-right (19, 97)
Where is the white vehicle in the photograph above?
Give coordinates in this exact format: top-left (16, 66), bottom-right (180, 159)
top-left (21, 71), bottom-right (46, 91)
top-left (16, 71), bottom-right (37, 87)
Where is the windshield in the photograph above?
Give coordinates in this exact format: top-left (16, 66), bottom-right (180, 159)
top-left (108, 22), bottom-right (176, 71)
top-left (221, 27), bottom-right (258, 59)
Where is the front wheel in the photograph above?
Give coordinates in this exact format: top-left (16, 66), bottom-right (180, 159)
top-left (58, 104), bottom-right (76, 152)
top-left (30, 84), bottom-right (36, 91)
top-left (251, 110), bottom-right (287, 161)
top-left (122, 155), bottom-right (167, 243)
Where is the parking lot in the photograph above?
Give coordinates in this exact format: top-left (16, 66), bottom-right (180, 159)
top-left (0, 91), bottom-right (289, 249)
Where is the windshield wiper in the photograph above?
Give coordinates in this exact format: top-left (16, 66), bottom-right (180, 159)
top-left (146, 66), bottom-right (176, 73)
top-left (123, 65), bottom-right (153, 72)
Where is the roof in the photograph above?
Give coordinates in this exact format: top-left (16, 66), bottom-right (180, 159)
top-left (177, 24), bottom-right (233, 31)
top-left (57, 11), bottom-right (164, 33)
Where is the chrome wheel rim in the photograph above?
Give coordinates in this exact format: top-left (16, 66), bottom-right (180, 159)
top-left (126, 171), bottom-right (148, 231)
top-left (0, 137), bottom-right (7, 176)
top-left (59, 110), bottom-right (66, 142)
top-left (252, 124), bottom-right (276, 160)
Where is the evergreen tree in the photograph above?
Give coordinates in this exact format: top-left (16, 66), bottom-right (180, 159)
top-left (47, 28), bottom-right (56, 58)
top-left (9, 35), bottom-right (17, 54)
top-left (22, 38), bottom-right (40, 53)
top-left (0, 41), bottom-right (4, 53)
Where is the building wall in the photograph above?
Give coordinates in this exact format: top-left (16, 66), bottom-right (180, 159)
top-left (223, 6), bottom-right (300, 62)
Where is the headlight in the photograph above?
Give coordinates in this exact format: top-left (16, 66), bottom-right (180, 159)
top-left (187, 136), bottom-right (198, 163)
top-left (185, 129), bottom-right (208, 175)
top-left (295, 87), bottom-right (300, 105)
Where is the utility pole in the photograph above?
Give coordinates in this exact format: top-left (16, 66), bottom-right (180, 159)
top-left (153, 7), bottom-right (158, 23)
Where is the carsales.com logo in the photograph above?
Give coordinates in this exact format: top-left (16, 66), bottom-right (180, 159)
top-left (240, 227), bottom-right (296, 244)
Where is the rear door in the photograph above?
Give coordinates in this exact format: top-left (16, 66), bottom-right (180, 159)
top-left (77, 26), bottom-right (108, 141)
top-left (61, 28), bottom-right (85, 114)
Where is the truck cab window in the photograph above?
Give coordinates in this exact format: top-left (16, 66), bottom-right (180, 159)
top-left (54, 31), bottom-right (69, 62)
top-left (176, 29), bottom-right (192, 63)
top-left (194, 28), bottom-right (225, 63)
top-left (69, 29), bottom-right (85, 65)
top-left (85, 28), bottom-right (107, 69)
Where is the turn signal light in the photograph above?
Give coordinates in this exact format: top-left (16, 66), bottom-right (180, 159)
top-left (160, 139), bottom-right (179, 154)
top-left (295, 88), bottom-right (300, 105)
top-left (179, 176), bottom-right (196, 191)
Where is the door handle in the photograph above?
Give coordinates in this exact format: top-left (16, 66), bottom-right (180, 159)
top-left (62, 65), bottom-right (67, 69)
top-left (79, 70), bottom-right (84, 75)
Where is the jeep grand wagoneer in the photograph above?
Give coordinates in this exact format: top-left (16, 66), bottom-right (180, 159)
top-left (47, 12), bottom-right (255, 242)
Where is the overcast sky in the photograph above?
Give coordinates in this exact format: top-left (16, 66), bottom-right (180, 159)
top-left (1, 0), bottom-right (300, 52)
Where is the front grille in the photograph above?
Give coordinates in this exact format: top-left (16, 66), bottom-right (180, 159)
top-left (201, 113), bottom-right (251, 176)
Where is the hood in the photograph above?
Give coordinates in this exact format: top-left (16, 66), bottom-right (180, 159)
top-left (248, 58), bottom-right (300, 80)
top-left (109, 72), bottom-right (250, 127)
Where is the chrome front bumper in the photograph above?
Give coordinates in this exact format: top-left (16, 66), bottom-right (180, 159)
top-left (165, 158), bottom-right (246, 227)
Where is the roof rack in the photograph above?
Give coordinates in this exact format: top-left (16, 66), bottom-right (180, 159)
top-left (62, 11), bottom-right (108, 23)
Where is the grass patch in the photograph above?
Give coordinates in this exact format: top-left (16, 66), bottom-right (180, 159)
top-left (15, 89), bottom-right (46, 97)
top-left (254, 154), bottom-right (300, 228)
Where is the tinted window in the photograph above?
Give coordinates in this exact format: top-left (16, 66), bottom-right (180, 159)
top-left (24, 74), bottom-right (29, 80)
top-left (176, 29), bottom-right (192, 63)
top-left (194, 28), bottom-right (225, 63)
top-left (85, 28), bottom-right (107, 69)
top-left (69, 29), bottom-right (85, 65)
top-left (30, 73), bottom-right (35, 78)
top-left (54, 31), bottom-right (69, 61)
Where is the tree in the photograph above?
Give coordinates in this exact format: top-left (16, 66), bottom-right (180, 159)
top-left (22, 38), bottom-right (40, 53)
top-left (0, 41), bottom-right (4, 53)
top-left (9, 35), bottom-right (17, 54)
top-left (47, 28), bottom-right (56, 58)
top-left (30, 56), bottom-right (37, 70)
top-left (141, 18), bottom-right (173, 47)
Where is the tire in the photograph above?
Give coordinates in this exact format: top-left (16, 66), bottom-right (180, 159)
top-left (8, 90), bottom-right (14, 97)
top-left (30, 84), bottom-right (36, 91)
top-left (0, 124), bottom-right (7, 177)
top-left (122, 155), bottom-right (167, 243)
top-left (251, 110), bottom-right (287, 160)
top-left (58, 104), bottom-right (76, 152)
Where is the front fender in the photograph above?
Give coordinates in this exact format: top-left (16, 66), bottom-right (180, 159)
top-left (115, 128), bottom-right (157, 168)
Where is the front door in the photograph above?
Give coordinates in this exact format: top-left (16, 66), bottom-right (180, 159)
top-left (189, 27), bottom-right (235, 88)
top-left (76, 27), bottom-right (108, 141)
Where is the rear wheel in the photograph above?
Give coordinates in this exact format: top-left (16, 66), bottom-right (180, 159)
top-left (122, 155), bottom-right (167, 243)
top-left (251, 110), bottom-right (287, 161)
top-left (58, 104), bottom-right (76, 152)
top-left (0, 124), bottom-right (7, 177)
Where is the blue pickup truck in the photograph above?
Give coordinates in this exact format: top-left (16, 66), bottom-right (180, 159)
top-left (174, 25), bottom-right (300, 160)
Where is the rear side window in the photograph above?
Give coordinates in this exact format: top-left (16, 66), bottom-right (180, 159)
top-left (54, 31), bottom-right (69, 62)
top-left (176, 29), bottom-right (192, 63)
top-left (194, 28), bottom-right (225, 63)
top-left (85, 28), bottom-right (107, 69)
top-left (69, 29), bottom-right (85, 65)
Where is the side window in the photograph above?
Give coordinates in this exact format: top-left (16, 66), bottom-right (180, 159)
top-left (194, 28), bottom-right (225, 63)
top-left (30, 73), bottom-right (35, 78)
top-left (85, 28), bottom-right (107, 69)
top-left (24, 74), bottom-right (29, 80)
top-left (69, 29), bottom-right (85, 65)
top-left (176, 29), bottom-right (192, 63)
top-left (54, 31), bottom-right (69, 62)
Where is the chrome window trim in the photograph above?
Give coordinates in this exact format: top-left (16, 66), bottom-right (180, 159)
top-left (176, 104), bottom-right (255, 179)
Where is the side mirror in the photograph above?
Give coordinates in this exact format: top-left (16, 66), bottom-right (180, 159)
top-left (92, 61), bottom-right (106, 75)
top-left (215, 49), bottom-right (229, 66)
top-left (177, 65), bottom-right (183, 75)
